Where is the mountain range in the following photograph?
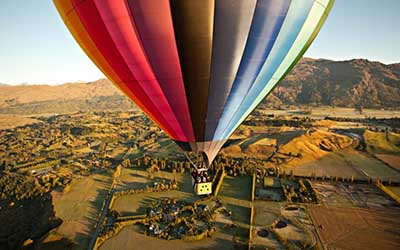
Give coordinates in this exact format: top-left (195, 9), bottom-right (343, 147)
top-left (0, 58), bottom-right (399, 114)
top-left (267, 58), bottom-right (400, 109)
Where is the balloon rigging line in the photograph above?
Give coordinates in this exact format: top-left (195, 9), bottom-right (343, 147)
top-left (182, 151), bottom-right (199, 171)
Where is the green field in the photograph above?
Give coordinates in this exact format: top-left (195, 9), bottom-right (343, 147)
top-left (289, 150), bottom-right (400, 182)
top-left (252, 201), bottom-right (283, 250)
top-left (253, 201), bottom-right (282, 228)
top-left (375, 154), bottom-right (400, 171)
top-left (116, 168), bottom-right (180, 191)
top-left (364, 130), bottom-right (400, 155)
top-left (147, 138), bottom-right (179, 158)
top-left (218, 175), bottom-right (252, 241)
top-left (47, 171), bottom-right (112, 249)
top-left (344, 152), bottom-right (400, 182)
top-left (290, 150), bottom-right (364, 179)
top-left (113, 171), bottom-right (198, 216)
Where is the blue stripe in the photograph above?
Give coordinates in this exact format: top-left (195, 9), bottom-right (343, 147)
top-left (214, 0), bottom-right (314, 140)
top-left (221, 0), bottom-right (331, 140)
top-left (212, 0), bottom-right (291, 140)
top-left (204, 0), bottom-right (257, 141)
top-left (214, 0), bottom-right (315, 141)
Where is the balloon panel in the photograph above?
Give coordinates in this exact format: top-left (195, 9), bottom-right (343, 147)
top-left (218, 0), bottom-right (334, 140)
top-left (204, 0), bottom-right (257, 141)
top-left (54, 0), bottom-right (334, 164)
top-left (211, 0), bottom-right (294, 141)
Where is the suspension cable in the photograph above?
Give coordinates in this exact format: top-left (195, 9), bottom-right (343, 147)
top-left (182, 151), bottom-right (199, 170)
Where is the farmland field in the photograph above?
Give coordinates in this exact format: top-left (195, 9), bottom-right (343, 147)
top-left (263, 107), bottom-right (400, 119)
top-left (217, 175), bottom-right (252, 241)
top-left (99, 224), bottom-right (233, 250)
top-left (46, 171), bottom-right (113, 249)
top-left (364, 130), bottom-right (400, 155)
top-left (312, 182), bottom-right (398, 208)
top-left (251, 201), bottom-right (283, 250)
top-left (375, 154), bottom-right (400, 171)
top-left (112, 172), bottom-right (198, 216)
top-left (290, 150), bottom-right (400, 182)
top-left (0, 114), bottom-right (40, 129)
top-left (309, 206), bottom-right (400, 250)
top-left (343, 151), bottom-right (400, 182)
top-left (101, 175), bottom-right (254, 250)
top-left (289, 150), bottom-right (364, 179)
top-left (116, 168), bottom-right (180, 191)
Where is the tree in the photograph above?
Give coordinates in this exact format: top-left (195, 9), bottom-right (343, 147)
top-left (355, 101), bottom-right (363, 114)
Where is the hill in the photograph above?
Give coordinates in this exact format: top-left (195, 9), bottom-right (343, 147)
top-left (0, 79), bottom-right (120, 108)
top-left (0, 58), bottom-right (398, 114)
top-left (267, 58), bottom-right (400, 108)
top-left (0, 79), bottom-right (135, 114)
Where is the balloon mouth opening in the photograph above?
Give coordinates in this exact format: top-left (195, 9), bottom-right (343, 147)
top-left (174, 140), bottom-right (227, 167)
top-left (183, 151), bottom-right (210, 170)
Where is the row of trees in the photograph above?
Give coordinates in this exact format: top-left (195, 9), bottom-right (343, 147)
top-left (0, 172), bottom-right (45, 201)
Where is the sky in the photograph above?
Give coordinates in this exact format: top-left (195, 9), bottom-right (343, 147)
top-left (0, 0), bottom-right (399, 85)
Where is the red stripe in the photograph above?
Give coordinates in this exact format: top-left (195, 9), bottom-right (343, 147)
top-left (127, 0), bottom-right (194, 141)
top-left (72, 0), bottom-right (187, 141)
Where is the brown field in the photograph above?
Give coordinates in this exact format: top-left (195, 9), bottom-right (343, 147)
top-left (44, 171), bottom-right (112, 249)
top-left (251, 201), bottom-right (283, 250)
top-left (309, 206), bottom-right (400, 250)
top-left (263, 107), bottom-right (400, 119)
top-left (375, 154), bottom-right (400, 171)
top-left (289, 151), bottom-right (364, 179)
top-left (99, 225), bottom-right (235, 250)
top-left (313, 182), bottom-right (398, 208)
top-left (0, 114), bottom-right (40, 129)
top-left (290, 150), bottom-right (400, 182)
top-left (116, 168), bottom-right (179, 191)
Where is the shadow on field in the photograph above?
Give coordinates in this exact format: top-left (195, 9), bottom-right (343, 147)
top-left (268, 130), bottom-right (306, 146)
top-left (34, 237), bottom-right (78, 250)
top-left (225, 203), bottom-right (251, 226)
top-left (219, 176), bottom-right (252, 201)
top-left (193, 237), bottom-right (244, 250)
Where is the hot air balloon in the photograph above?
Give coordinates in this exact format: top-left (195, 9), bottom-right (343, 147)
top-left (54, 0), bottom-right (333, 195)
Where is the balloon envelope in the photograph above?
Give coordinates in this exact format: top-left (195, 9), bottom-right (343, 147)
top-left (54, 0), bottom-right (334, 165)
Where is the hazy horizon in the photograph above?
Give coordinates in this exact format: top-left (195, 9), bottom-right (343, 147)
top-left (1, 0), bottom-right (400, 85)
top-left (1, 56), bottom-right (398, 86)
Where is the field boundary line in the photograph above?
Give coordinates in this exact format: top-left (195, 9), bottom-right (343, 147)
top-left (375, 181), bottom-right (400, 203)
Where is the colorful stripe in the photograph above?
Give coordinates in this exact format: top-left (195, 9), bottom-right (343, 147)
top-left (204, 0), bottom-right (257, 141)
top-left (212, 0), bottom-right (293, 141)
top-left (126, 0), bottom-right (195, 142)
top-left (54, 0), bottom-right (334, 164)
top-left (217, 0), bottom-right (334, 140)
